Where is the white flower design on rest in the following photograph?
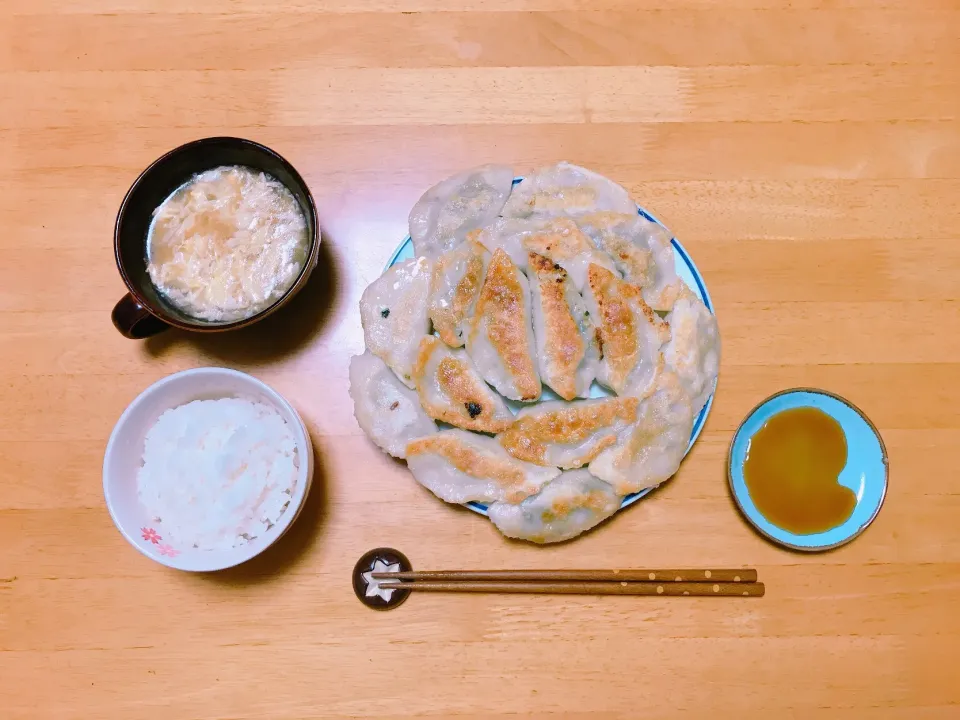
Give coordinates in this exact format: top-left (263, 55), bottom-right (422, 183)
top-left (361, 559), bottom-right (402, 601)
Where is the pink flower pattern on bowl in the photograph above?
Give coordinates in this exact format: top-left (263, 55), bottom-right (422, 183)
top-left (141, 527), bottom-right (161, 544)
top-left (157, 544), bottom-right (179, 558)
top-left (104, 368), bottom-right (313, 571)
top-left (141, 527), bottom-right (180, 557)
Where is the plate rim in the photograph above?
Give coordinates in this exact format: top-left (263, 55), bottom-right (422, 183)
top-left (387, 200), bottom-right (717, 517)
top-left (726, 386), bottom-right (889, 552)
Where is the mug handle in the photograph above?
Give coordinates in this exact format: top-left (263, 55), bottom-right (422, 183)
top-left (111, 293), bottom-right (169, 339)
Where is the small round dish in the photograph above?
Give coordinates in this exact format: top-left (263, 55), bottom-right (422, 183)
top-left (103, 367), bottom-right (314, 571)
top-left (728, 388), bottom-right (888, 552)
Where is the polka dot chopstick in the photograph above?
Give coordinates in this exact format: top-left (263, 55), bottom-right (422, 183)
top-left (374, 568), bottom-right (764, 597)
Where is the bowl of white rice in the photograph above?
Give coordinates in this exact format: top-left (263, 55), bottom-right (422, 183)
top-left (103, 367), bottom-right (314, 571)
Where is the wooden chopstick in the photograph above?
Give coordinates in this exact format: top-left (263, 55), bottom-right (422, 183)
top-left (371, 568), bottom-right (757, 584)
top-left (378, 580), bottom-right (765, 597)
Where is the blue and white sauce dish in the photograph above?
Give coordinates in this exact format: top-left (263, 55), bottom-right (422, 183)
top-left (727, 388), bottom-right (888, 552)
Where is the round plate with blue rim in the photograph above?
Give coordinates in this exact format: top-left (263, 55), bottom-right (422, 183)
top-left (387, 182), bottom-right (716, 517)
top-left (727, 388), bottom-right (888, 552)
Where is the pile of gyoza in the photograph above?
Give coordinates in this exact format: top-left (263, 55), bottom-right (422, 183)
top-left (350, 162), bottom-right (720, 544)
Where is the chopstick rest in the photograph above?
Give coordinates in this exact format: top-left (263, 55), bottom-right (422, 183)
top-left (353, 548), bottom-right (763, 610)
top-left (352, 547), bottom-right (414, 611)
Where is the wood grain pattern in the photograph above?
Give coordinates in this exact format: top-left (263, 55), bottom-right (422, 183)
top-left (1, 0), bottom-right (958, 718)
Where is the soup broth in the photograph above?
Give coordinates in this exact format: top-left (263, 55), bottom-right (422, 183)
top-left (147, 165), bottom-right (309, 322)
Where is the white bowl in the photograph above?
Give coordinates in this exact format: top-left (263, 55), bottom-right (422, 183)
top-left (103, 367), bottom-right (314, 571)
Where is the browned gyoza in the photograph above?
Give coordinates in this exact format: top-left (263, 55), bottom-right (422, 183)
top-left (348, 351), bottom-right (437, 459)
top-left (582, 263), bottom-right (669, 397)
top-left (527, 252), bottom-right (598, 400)
top-left (360, 257), bottom-right (433, 389)
top-left (497, 397), bottom-right (638, 469)
top-left (412, 336), bottom-right (514, 433)
top-left (428, 239), bottom-right (491, 348)
top-left (465, 248), bottom-right (541, 402)
top-left (350, 162), bottom-right (721, 544)
top-left (405, 429), bottom-right (560, 505)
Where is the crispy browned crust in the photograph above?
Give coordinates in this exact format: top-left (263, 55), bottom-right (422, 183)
top-left (429, 240), bottom-right (487, 348)
top-left (587, 264), bottom-right (664, 391)
top-left (498, 397), bottom-right (639, 466)
top-left (413, 336), bottom-right (512, 433)
top-left (473, 248), bottom-right (540, 400)
top-left (521, 217), bottom-right (592, 261)
top-left (528, 252), bottom-right (560, 277)
top-left (405, 434), bottom-right (530, 502)
top-left (541, 488), bottom-right (616, 523)
top-left (428, 272), bottom-right (457, 347)
top-left (588, 264), bottom-right (639, 390)
top-left (580, 212), bottom-right (680, 310)
top-left (528, 252), bottom-right (584, 401)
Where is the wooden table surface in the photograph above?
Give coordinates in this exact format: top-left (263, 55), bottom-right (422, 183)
top-left (2, 1), bottom-right (960, 718)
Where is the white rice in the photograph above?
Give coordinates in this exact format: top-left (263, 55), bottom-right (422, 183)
top-left (137, 398), bottom-right (299, 551)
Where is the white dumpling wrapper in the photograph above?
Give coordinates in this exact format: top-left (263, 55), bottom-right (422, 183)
top-left (663, 287), bottom-right (720, 415)
top-left (527, 252), bottom-right (598, 400)
top-left (519, 217), bottom-right (618, 292)
top-left (408, 164), bottom-right (515, 259)
top-left (502, 161), bottom-right (637, 219)
top-left (472, 216), bottom-right (538, 271)
top-left (488, 469), bottom-right (621, 544)
top-left (582, 263), bottom-right (669, 397)
top-left (406, 429), bottom-right (560, 505)
top-left (412, 335), bottom-right (515, 433)
top-left (428, 239), bottom-right (490, 348)
top-left (359, 257), bottom-right (433, 388)
top-left (577, 211), bottom-right (683, 311)
top-left (589, 371), bottom-right (694, 496)
top-left (497, 397), bottom-right (639, 469)
top-left (474, 216), bottom-right (617, 291)
top-left (348, 351), bottom-right (437, 458)
top-left (465, 248), bottom-right (541, 402)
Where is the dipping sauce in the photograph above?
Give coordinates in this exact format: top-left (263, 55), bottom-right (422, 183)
top-left (742, 407), bottom-right (856, 535)
top-left (147, 165), bottom-right (309, 322)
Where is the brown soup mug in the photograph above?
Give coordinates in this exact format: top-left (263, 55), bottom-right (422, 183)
top-left (112, 137), bottom-right (320, 339)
